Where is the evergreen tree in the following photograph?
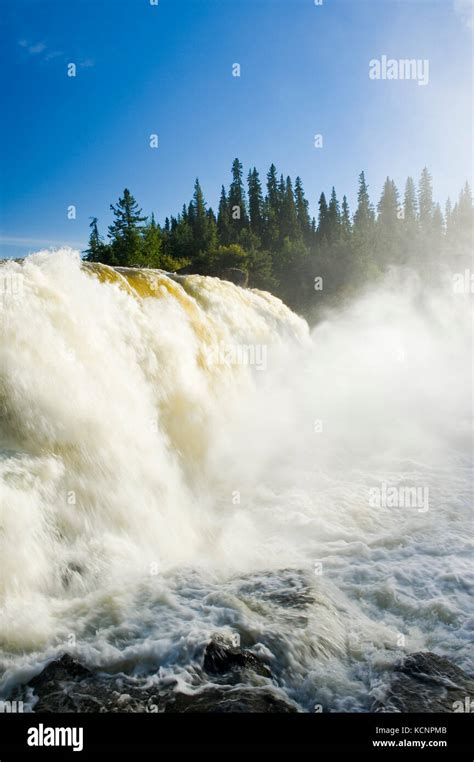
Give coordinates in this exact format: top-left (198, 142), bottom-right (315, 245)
top-left (294, 176), bottom-right (311, 240)
top-left (217, 185), bottom-right (231, 244)
top-left (341, 196), bottom-right (351, 238)
top-left (317, 192), bottom-right (329, 239)
top-left (185, 179), bottom-right (218, 268)
top-left (456, 182), bottom-right (473, 229)
top-left (327, 187), bottom-right (341, 241)
top-left (85, 161), bottom-right (468, 317)
top-left (445, 197), bottom-right (453, 231)
top-left (84, 217), bottom-right (107, 262)
top-left (278, 174), bottom-right (286, 216)
top-left (266, 164), bottom-right (279, 214)
top-left (280, 176), bottom-right (299, 241)
top-left (228, 158), bottom-right (248, 239)
top-left (352, 171), bottom-right (376, 279)
top-left (432, 203), bottom-right (444, 235)
top-left (247, 247), bottom-right (276, 291)
top-left (418, 167), bottom-right (434, 231)
top-left (353, 171), bottom-right (375, 234)
top-left (142, 212), bottom-right (162, 268)
top-left (247, 168), bottom-right (264, 239)
top-left (108, 188), bottom-right (147, 266)
top-left (189, 178), bottom-right (210, 253)
top-left (168, 212), bottom-right (194, 261)
top-left (376, 177), bottom-right (401, 266)
top-left (448, 182), bottom-right (473, 267)
top-left (263, 163), bottom-right (280, 249)
top-left (403, 177), bottom-right (418, 224)
top-left (377, 178), bottom-right (399, 226)
top-left (206, 207), bottom-right (218, 251)
top-left (401, 176), bottom-right (419, 264)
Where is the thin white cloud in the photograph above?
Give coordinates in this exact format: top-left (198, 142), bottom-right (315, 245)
top-left (18, 39), bottom-right (47, 55)
top-left (29, 42), bottom-right (46, 54)
top-left (45, 50), bottom-right (63, 61)
top-left (0, 236), bottom-right (85, 249)
top-left (17, 39), bottom-right (93, 67)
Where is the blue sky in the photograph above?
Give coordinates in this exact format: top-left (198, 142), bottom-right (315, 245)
top-left (0, 0), bottom-right (472, 258)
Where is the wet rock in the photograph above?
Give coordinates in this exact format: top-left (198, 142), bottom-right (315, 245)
top-left (27, 654), bottom-right (92, 712)
top-left (242, 569), bottom-right (314, 610)
top-left (203, 634), bottom-right (272, 679)
top-left (375, 652), bottom-right (474, 713)
top-left (29, 654), bottom-right (91, 693)
top-left (21, 652), bottom-right (297, 713)
top-left (19, 650), bottom-right (300, 713)
top-left (220, 268), bottom-right (248, 287)
top-left (164, 685), bottom-right (298, 713)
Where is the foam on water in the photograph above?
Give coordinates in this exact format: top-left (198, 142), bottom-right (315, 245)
top-left (0, 250), bottom-right (472, 710)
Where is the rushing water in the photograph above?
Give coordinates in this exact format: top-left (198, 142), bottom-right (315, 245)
top-left (0, 250), bottom-right (472, 711)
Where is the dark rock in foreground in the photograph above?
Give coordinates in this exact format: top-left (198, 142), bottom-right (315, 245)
top-left (17, 648), bottom-right (474, 714)
top-left (165, 685), bottom-right (297, 713)
top-left (20, 651), bottom-right (295, 713)
top-left (29, 653), bottom-right (91, 694)
top-left (203, 634), bottom-right (272, 679)
top-left (375, 652), bottom-right (474, 713)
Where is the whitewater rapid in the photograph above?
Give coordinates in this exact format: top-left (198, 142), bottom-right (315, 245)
top-left (0, 250), bottom-right (472, 711)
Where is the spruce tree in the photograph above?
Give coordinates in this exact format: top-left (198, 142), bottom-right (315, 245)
top-left (266, 164), bottom-right (279, 214)
top-left (228, 158), bottom-right (248, 239)
top-left (86, 159), bottom-right (468, 314)
top-left (206, 207), bottom-right (218, 251)
top-left (353, 171), bottom-right (375, 234)
top-left (217, 185), bottom-right (231, 244)
top-left (142, 213), bottom-right (162, 268)
top-left (280, 176), bottom-right (299, 241)
top-left (352, 171), bottom-right (376, 278)
top-left (172, 214), bottom-right (194, 261)
top-left (189, 178), bottom-right (209, 253)
top-left (317, 192), bottom-right (329, 239)
top-left (432, 203), bottom-right (444, 235)
top-left (247, 168), bottom-right (264, 239)
top-left (377, 178), bottom-right (399, 226)
top-left (341, 196), bottom-right (351, 238)
top-left (263, 163), bottom-right (280, 249)
top-left (376, 177), bottom-right (401, 266)
top-left (108, 189), bottom-right (147, 266)
top-left (456, 182), bottom-right (473, 229)
top-left (445, 198), bottom-right (452, 231)
top-left (278, 174), bottom-right (286, 216)
top-left (403, 177), bottom-right (418, 224)
top-left (401, 177), bottom-right (419, 264)
top-left (294, 176), bottom-right (311, 240)
top-left (327, 187), bottom-right (341, 241)
top-left (448, 182), bottom-right (473, 266)
top-left (84, 217), bottom-right (107, 263)
top-left (418, 167), bottom-right (434, 231)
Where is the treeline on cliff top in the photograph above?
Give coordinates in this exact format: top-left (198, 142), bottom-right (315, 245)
top-left (84, 159), bottom-right (473, 315)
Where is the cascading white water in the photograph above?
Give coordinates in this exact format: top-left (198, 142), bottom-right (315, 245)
top-left (0, 250), bottom-right (472, 710)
